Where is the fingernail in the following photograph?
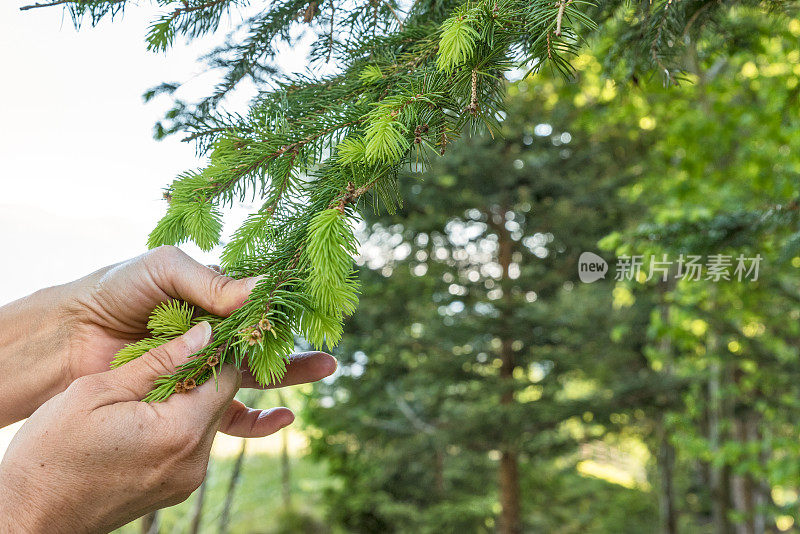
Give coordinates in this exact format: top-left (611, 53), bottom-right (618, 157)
top-left (245, 275), bottom-right (266, 293)
top-left (184, 321), bottom-right (212, 351)
top-left (281, 412), bottom-right (296, 428)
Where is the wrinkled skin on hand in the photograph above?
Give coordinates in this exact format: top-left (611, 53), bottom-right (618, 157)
top-left (0, 248), bottom-right (337, 533)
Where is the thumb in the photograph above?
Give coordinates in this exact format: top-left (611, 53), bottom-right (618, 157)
top-left (144, 246), bottom-right (260, 317)
top-left (103, 322), bottom-right (213, 402)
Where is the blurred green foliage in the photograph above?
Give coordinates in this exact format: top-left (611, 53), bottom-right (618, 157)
top-left (305, 8), bottom-right (800, 534)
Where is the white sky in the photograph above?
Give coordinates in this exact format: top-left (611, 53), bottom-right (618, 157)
top-left (0, 1), bottom-right (316, 303)
top-left (0, 2), bottom-right (311, 454)
top-left (1, 3), bottom-right (211, 302)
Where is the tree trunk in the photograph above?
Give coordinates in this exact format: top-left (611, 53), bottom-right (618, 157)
top-left (657, 428), bottom-right (678, 534)
top-left (494, 205), bottom-right (521, 534)
top-left (434, 448), bottom-right (445, 495)
top-left (731, 410), bottom-right (770, 534)
top-left (498, 445), bottom-right (522, 534)
top-left (276, 389), bottom-right (293, 508)
top-left (752, 418), bottom-right (769, 534)
top-left (731, 415), bottom-right (754, 534)
top-left (708, 356), bottom-right (731, 534)
top-left (218, 440), bottom-right (248, 534)
top-left (140, 512), bottom-right (159, 534)
top-left (656, 280), bottom-right (678, 534)
top-left (189, 477), bottom-right (209, 534)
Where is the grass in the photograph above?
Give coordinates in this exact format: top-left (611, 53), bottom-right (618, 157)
top-left (116, 450), bottom-right (332, 534)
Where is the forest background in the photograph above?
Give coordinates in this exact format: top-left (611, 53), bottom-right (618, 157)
top-left (2, 1), bottom-right (800, 533)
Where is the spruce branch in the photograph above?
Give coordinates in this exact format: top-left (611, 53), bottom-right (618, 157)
top-left (651, 0), bottom-right (677, 85)
top-left (33, 0), bottom-right (778, 400)
top-left (24, 0), bottom-right (601, 399)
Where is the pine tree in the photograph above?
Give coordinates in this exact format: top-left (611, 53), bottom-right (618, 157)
top-left (20, 0), bottom-right (799, 397)
top-left (306, 79), bottom-right (669, 533)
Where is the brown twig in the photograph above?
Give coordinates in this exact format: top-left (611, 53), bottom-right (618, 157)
top-left (20, 0), bottom-right (70, 10)
top-left (681, 0), bottom-right (716, 41)
top-left (181, 126), bottom-right (227, 143)
top-left (554, 0), bottom-right (567, 37)
top-left (379, 0), bottom-right (404, 30)
top-left (326, 0), bottom-right (336, 62)
top-left (169, 0), bottom-right (227, 19)
top-left (203, 117), bottom-right (362, 202)
top-left (331, 176), bottom-right (381, 211)
top-left (466, 69), bottom-right (480, 116)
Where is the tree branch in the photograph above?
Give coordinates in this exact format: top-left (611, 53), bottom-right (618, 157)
top-left (380, 0), bottom-right (404, 30)
top-left (386, 384), bottom-right (437, 434)
top-left (20, 0), bottom-right (81, 11)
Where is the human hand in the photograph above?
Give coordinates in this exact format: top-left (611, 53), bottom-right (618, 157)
top-left (0, 322), bottom-right (331, 533)
top-left (0, 246), bottom-right (334, 426)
